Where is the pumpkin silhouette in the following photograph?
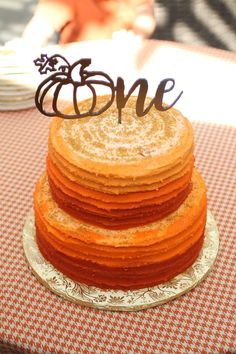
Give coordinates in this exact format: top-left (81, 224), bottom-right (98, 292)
top-left (35, 55), bottom-right (115, 119)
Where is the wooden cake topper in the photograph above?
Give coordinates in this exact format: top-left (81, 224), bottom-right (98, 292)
top-left (34, 54), bottom-right (183, 124)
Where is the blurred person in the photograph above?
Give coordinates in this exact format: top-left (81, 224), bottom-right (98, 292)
top-left (7, 0), bottom-right (155, 48)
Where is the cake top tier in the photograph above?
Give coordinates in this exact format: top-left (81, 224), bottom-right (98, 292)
top-left (49, 96), bottom-right (194, 178)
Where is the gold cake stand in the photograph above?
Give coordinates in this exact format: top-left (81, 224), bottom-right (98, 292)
top-left (23, 210), bottom-right (219, 312)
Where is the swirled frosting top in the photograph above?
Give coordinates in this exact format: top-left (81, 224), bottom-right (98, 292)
top-left (49, 96), bottom-right (194, 178)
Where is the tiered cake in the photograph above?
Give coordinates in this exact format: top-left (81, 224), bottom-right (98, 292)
top-left (34, 96), bottom-right (207, 290)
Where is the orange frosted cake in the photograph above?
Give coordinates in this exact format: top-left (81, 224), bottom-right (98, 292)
top-left (34, 96), bottom-right (207, 290)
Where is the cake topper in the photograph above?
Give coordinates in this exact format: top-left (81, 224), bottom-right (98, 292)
top-left (34, 54), bottom-right (183, 124)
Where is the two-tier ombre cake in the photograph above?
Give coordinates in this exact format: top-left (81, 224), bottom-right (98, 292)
top-left (34, 96), bottom-right (207, 290)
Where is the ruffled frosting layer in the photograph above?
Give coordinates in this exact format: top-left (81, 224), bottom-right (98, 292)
top-left (34, 169), bottom-right (207, 289)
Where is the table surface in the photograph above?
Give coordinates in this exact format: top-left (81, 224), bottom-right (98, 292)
top-left (1, 40), bottom-right (236, 354)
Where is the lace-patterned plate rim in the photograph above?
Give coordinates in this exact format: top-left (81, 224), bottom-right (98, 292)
top-left (22, 210), bottom-right (219, 312)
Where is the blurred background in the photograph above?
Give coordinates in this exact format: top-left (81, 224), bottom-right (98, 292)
top-left (0, 0), bottom-right (235, 51)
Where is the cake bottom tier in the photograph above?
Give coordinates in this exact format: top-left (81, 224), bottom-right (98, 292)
top-left (36, 226), bottom-right (204, 289)
top-left (34, 169), bottom-right (207, 290)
